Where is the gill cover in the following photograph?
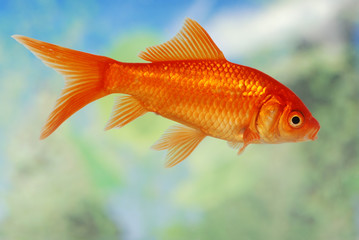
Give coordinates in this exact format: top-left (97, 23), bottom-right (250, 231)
top-left (256, 96), bottom-right (284, 143)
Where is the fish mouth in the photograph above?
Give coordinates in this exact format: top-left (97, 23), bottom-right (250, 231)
top-left (308, 124), bottom-right (320, 141)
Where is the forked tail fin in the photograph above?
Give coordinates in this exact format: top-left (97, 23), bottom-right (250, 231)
top-left (13, 35), bottom-right (116, 139)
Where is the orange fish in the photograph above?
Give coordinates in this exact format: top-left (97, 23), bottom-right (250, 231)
top-left (13, 18), bottom-right (320, 167)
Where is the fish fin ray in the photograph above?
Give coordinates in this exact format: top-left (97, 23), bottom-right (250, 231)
top-left (237, 145), bottom-right (247, 155)
top-left (152, 125), bottom-right (206, 168)
top-left (12, 35), bottom-right (115, 139)
top-left (227, 141), bottom-right (244, 150)
top-left (105, 95), bottom-right (147, 130)
top-left (138, 18), bottom-right (225, 62)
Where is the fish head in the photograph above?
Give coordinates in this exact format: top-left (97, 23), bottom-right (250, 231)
top-left (256, 95), bottom-right (320, 143)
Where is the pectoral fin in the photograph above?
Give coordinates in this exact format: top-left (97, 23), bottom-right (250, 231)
top-left (228, 128), bottom-right (260, 155)
top-left (152, 125), bottom-right (206, 168)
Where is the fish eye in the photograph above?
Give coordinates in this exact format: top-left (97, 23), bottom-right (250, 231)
top-left (288, 111), bottom-right (304, 128)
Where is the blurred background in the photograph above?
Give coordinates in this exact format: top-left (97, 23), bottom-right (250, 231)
top-left (1, 0), bottom-right (358, 239)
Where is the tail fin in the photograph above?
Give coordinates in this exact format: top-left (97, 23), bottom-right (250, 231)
top-left (13, 35), bottom-right (116, 139)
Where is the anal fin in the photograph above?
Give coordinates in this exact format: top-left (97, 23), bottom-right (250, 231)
top-left (152, 125), bottom-right (206, 168)
top-left (105, 95), bottom-right (147, 130)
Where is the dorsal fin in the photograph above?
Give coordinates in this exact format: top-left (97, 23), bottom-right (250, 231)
top-left (138, 18), bottom-right (226, 62)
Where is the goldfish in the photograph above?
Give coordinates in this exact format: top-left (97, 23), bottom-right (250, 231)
top-left (13, 18), bottom-right (320, 167)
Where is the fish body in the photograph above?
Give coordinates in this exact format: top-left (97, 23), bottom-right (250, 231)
top-left (13, 18), bottom-right (320, 167)
top-left (108, 60), bottom-right (273, 142)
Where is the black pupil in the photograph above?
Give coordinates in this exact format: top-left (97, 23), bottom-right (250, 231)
top-left (292, 116), bottom-right (300, 125)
